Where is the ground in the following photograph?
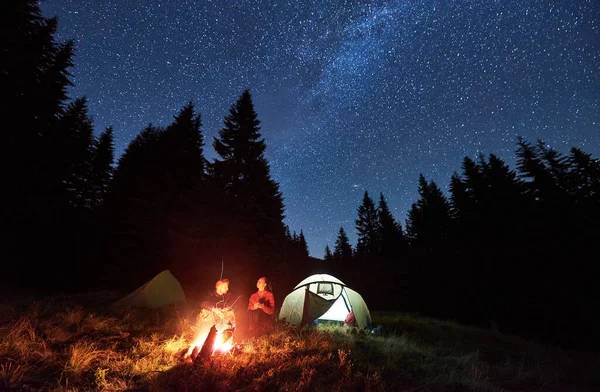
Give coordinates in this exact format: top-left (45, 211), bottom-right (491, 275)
top-left (0, 291), bottom-right (599, 391)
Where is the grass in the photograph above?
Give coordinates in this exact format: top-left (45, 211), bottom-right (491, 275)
top-left (0, 293), bottom-right (599, 391)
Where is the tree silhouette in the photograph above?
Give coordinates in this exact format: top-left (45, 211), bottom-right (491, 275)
top-left (324, 245), bottom-right (333, 263)
top-left (2, 0), bottom-right (77, 289)
top-left (89, 127), bottom-right (115, 209)
top-left (355, 191), bottom-right (379, 259)
top-left (333, 226), bottom-right (354, 281)
top-left (54, 97), bottom-right (95, 209)
top-left (406, 174), bottom-right (452, 316)
top-left (104, 102), bottom-right (208, 288)
top-left (298, 230), bottom-right (309, 259)
top-left (211, 89), bottom-right (287, 290)
top-left (377, 192), bottom-right (405, 265)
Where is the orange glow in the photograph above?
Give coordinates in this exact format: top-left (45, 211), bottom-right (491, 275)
top-left (187, 327), bottom-right (234, 358)
top-left (213, 330), bottom-right (234, 353)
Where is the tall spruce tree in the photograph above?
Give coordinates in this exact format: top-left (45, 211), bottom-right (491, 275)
top-left (449, 153), bottom-right (529, 325)
top-left (298, 230), bottom-right (309, 259)
top-left (54, 97), bottom-right (95, 209)
top-left (162, 101), bottom-right (205, 187)
top-left (324, 245), bottom-right (333, 263)
top-left (1, 0), bottom-right (74, 153)
top-left (355, 191), bottom-right (379, 259)
top-left (105, 103), bottom-right (207, 288)
top-left (406, 174), bottom-right (452, 316)
top-left (104, 124), bottom-right (167, 286)
top-left (90, 127), bottom-right (115, 209)
top-left (406, 174), bottom-right (452, 250)
top-left (1, 0), bottom-right (78, 288)
top-left (377, 192), bottom-right (405, 264)
top-left (568, 147), bottom-right (600, 204)
top-left (211, 89), bottom-right (286, 280)
top-left (333, 226), bottom-right (353, 266)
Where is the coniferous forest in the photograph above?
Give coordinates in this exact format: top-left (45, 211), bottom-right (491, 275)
top-left (3, 0), bottom-right (600, 353)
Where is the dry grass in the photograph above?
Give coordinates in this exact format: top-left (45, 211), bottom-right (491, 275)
top-left (0, 294), bottom-right (598, 391)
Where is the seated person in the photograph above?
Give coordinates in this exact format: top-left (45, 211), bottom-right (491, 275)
top-left (247, 276), bottom-right (275, 335)
top-left (199, 278), bottom-right (235, 333)
top-left (201, 278), bottom-right (230, 310)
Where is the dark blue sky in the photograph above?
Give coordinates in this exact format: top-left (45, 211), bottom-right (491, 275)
top-left (41, 0), bottom-right (599, 257)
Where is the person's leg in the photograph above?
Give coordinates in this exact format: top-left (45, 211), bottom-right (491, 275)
top-left (256, 311), bottom-right (274, 334)
top-left (248, 309), bottom-right (259, 336)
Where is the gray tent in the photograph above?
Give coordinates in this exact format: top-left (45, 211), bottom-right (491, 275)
top-left (278, 274), bottom-right (372, 328)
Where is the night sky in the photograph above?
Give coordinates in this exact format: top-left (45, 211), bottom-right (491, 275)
top-left (40, 0), bottom-right (599, 258)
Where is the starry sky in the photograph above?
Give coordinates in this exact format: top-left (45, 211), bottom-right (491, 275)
top-left (40, 0), bottom-right (599, 258)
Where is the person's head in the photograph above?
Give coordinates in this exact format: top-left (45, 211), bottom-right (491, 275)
top-left (256, 276), bottom-right (270, 292)
top-left (215, 279), bottom-right (229, 295)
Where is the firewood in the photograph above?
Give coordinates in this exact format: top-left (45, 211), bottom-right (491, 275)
top-left (195, 325), bottom-right (217, 363)
top-left (190, 345), bottom-right (199, 361)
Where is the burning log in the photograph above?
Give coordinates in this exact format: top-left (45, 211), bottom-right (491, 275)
top-left (189, 345), bottom-right (199, 361)
top-left (195, 325), bottom-right (218, 363)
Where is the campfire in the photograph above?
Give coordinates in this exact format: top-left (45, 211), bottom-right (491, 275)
top-left (184, 305), bottom-right (237, 362)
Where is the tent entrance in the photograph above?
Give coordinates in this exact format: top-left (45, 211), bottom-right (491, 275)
top-left (317, 290), bottom-right (351, 323)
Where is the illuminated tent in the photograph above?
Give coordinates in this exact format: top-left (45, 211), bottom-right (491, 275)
top-left (278, 274), bottom-right (372, 329)
top-left (110, 270), bottom-right (186, 310)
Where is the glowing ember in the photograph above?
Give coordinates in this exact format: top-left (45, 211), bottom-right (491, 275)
top-left (213, 329), bottom-right (234, 352)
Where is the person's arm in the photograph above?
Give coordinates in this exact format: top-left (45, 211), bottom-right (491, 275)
top-left (202, 299), bottom-right (216, 310)
top-left (248, 293), bottom-right (257, 311)
top-left (201, 293), bottom-right (214, 311)
top-left (261, 292), bottom-right (275, 316)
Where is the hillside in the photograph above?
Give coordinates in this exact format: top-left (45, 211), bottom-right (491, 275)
top-left (1, 292), bottom-right (598, 391)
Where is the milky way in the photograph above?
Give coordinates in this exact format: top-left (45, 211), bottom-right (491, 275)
top-left (40, 0), bottom-right (600, 257)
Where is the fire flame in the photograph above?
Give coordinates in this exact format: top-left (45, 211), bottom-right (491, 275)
top-left (213, 330), bottom-right (234, 352)
top-left (188, 328), bottom-right (233, 356)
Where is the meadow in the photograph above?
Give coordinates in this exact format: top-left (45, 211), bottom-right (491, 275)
top-left (1, 291), bottom-right (598, 391)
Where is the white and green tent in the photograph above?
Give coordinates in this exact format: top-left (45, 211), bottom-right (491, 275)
top-left (110, 270), bottom-right (186, 310)
top-left (278, 274), bottom-right (372, 329)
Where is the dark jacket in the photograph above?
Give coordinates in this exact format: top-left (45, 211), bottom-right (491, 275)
top-left (201, 290), bottom-right (230, 311)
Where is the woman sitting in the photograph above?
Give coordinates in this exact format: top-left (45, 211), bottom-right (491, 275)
top-left (247, 276), bottom-right (275, 335)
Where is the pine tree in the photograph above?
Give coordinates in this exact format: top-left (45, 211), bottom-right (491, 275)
top-left (54, 97), bottom-right (95, 209)
top-left (104, 101), bottom-right (210, 288)
top-left (1, 0), bottom-right (74, 146)
top-left (299, 230), bottom-right (309, 259)
top-left (450, 154), bottom-right (529, 324)
top-left (284, 225), bottom-right (292, 241)
top-left (2, 0), bottom-right (75, 286)
top-left (377, 192), bottom-right (405, 263)
top-left (2, 0), bottom-right (75, 208)
top-left (104, 124), bottom-right (167, 285)
top-left (355, 191), bottom-right (379, 259)
top-left (333, 227), bottom-right (353, 265)
top-left (516, 137), bottom-right (555, 202)
top-left (211, 89), bottom-right (286, 269)
top-left (90, 127), bottom-right (115, 209)
top-left (406, 174), bottom-right (453, 317)
top-left (163, 101), bottom-right (205, 187)
top-left (569, 147), bottom-right (600, 203)
top-left (449, 172), bottom-right (467, 222)
top-left (406, 174), bottom-right (452, 249)
top-left (324, 245), bottom-right (333, 263)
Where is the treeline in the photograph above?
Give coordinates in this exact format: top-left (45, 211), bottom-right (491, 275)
top-left (2, 1), bottom-right (310, 299)
top-left (321, 142), bottom-right (600, 351)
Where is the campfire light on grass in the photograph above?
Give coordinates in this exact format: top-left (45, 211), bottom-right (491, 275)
top-left (2, 294), bottom-right (597, 391)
